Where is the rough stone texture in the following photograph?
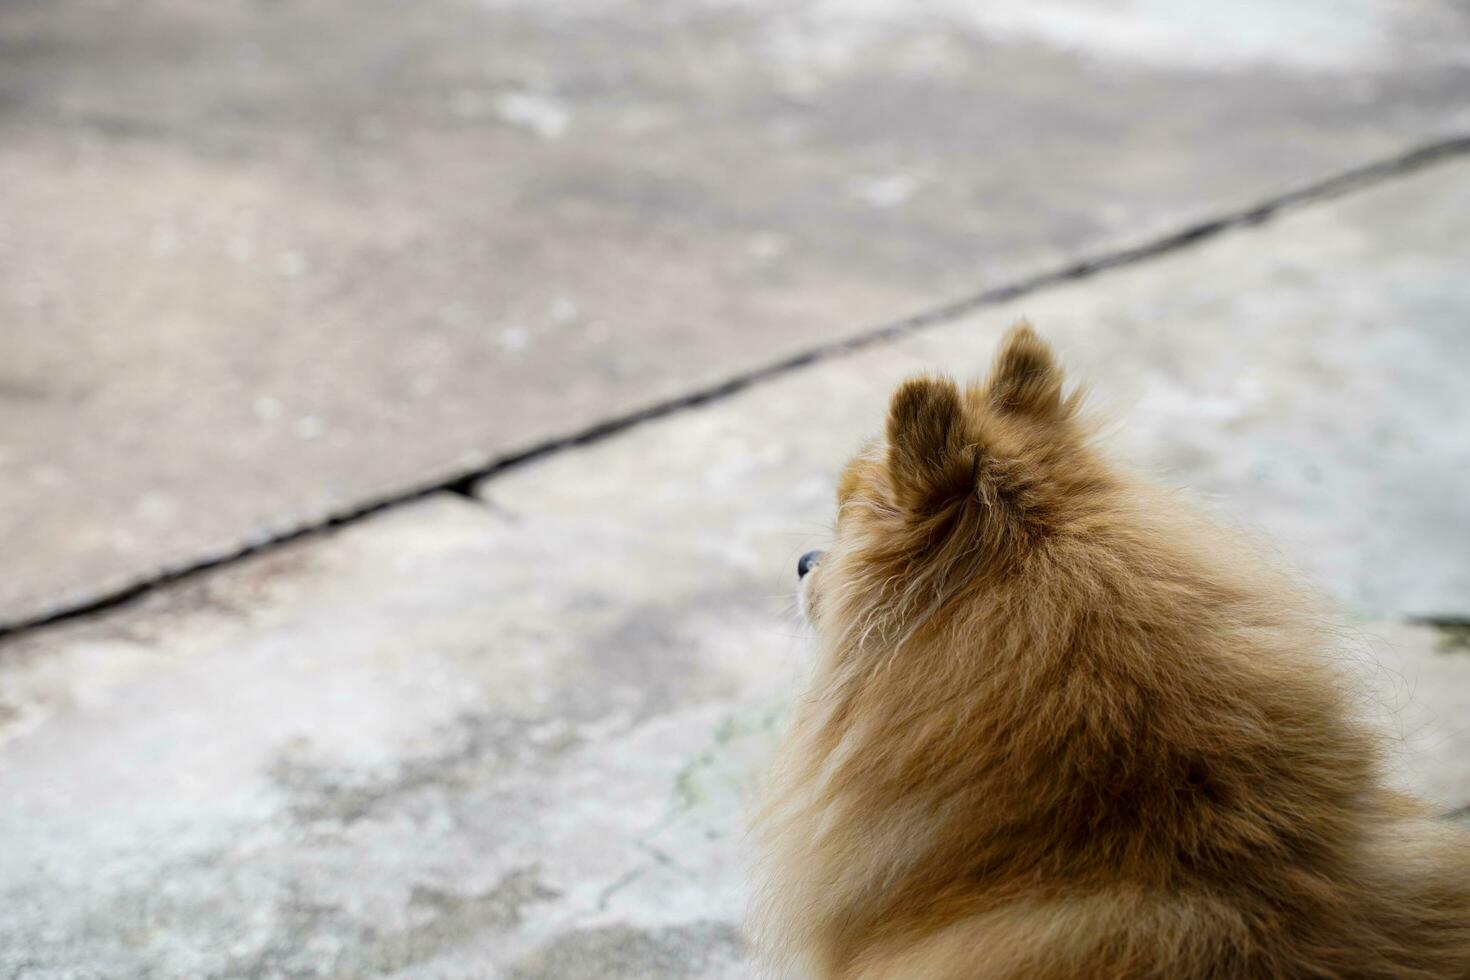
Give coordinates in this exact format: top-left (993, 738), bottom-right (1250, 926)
top-left (5, 0), bottom-right (1470, 625)
top-left (3, 160), bottom-right (1470, 977)
top-left (0, 495), bottom-right (776, 979)
top-left (489, 158), bottom-right (1470, 618)
top-left (1, 513), bottom-right (1465, 978)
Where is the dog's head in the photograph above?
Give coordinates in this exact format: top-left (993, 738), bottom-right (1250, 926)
top-left (798, 322), bottom-right (1112, 662)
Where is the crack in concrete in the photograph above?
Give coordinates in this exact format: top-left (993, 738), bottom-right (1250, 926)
top-left (586, 840), bottom-right (697, 921)
top-left (4, 134), bottom-right (1469, 640)
top-left (580, 702), bottom-right (784, 924)
top-left (593, 867), bottom-right (648, 914)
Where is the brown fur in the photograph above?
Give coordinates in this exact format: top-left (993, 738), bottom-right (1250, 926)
top-left (753, 324), bottom-right (1470, 979)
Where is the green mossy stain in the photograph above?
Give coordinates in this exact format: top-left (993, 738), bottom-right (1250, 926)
top-left (669, 698), bottom-right (787, 814)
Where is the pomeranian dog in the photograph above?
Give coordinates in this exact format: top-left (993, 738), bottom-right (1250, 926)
top-left (752, 324), bottom-right (1470, 979)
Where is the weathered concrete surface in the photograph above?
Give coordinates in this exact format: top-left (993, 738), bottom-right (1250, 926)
top-left (5, 0), bottom-right (1470, 625)
top-left (3, 160), bottom-right (1470, 977)
top-left (489, 158), bottom-right (1470, 618)
top-left (0, 514), bottom-right (1465, 979)
top-left (0, 494), bottom-right (780, 978)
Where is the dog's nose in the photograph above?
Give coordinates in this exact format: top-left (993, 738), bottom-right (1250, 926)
top-left (798, 550), bottom-right (824, 579)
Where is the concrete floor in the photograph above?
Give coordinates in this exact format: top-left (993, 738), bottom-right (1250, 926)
top-left (3, 3), bottom-right (1470, 978)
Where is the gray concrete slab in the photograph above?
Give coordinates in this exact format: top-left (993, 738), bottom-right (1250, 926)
top-left (0, 494), bottom-right (782, 978)
top-left (5, 0), bottom-right (1470, 625)
top-left (488, 157), bottom-right (1470, 618)
top-left (0, 507), bottom-right (1464, 978)
top-left (3, 160), bottom-right (1470, 977)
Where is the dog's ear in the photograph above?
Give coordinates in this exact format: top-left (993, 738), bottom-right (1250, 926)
top-left (983, 321), bottom-right (1068, 422)
top-left (886, 375), bottom-right (975, 514)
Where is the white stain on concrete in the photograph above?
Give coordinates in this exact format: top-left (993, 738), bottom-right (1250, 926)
top-left (743, 0), bottom-right (1397, 73)
top-left (852, 173), bottom-right (922, 208)
top-left (495, 91), bottom-right (573, 140)
top-left (499, 325), bottom-right (531, 352)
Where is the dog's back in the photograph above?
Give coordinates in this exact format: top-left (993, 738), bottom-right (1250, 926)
top-left (753, 326), bottom-right (1470, 979)
top-left (848, 812), bottom-right (1470, 978)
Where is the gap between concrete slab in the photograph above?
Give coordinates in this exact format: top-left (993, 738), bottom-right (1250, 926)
top-left (5, 134), bottom-right (1470, 641)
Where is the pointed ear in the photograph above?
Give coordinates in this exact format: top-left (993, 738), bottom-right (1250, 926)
top-left (985, 321), bottom-right (1067, 421)
top-left (886, 375), bottom-right (975, 513)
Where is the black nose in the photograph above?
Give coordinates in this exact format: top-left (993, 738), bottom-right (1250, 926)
top-left (798, 550), bottom-right (824, 579)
